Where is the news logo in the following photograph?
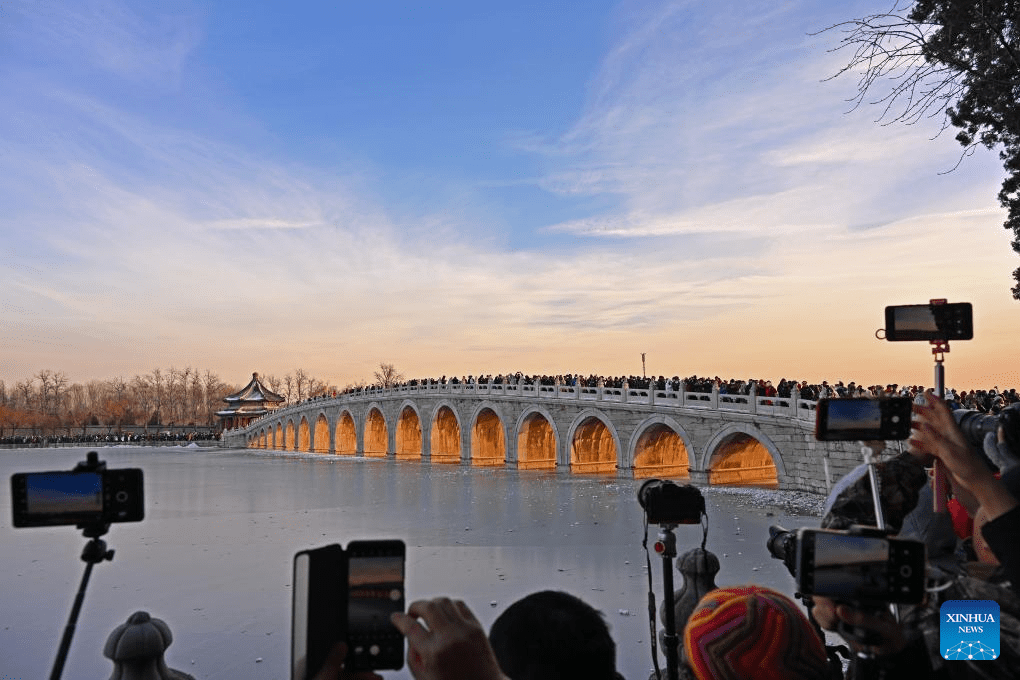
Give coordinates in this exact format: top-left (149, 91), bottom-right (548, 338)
top-left (941, 600), bottom-right (999, 661)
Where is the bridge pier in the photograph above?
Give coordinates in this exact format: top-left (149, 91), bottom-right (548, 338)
top-left (688, 470), bottom-right (710, 485)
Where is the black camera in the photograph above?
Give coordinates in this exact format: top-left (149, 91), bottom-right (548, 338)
top-left (815, 397), bottom-right (913, 441)
top-left (292, 539), bottom-right (406, 679)
top-left (637, 479), bottom-right (705, 525)
top-left (954, 403), bottom-right (1020, 461)
top-left (11, 466), bottom-right (144, 528)
top-left (884, 302), bottom-right (972, 342)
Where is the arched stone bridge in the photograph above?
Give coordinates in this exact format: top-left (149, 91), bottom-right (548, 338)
top-left (223, 382), bottom-right (866, 494)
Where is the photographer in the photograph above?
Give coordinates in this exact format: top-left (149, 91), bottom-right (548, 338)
top-left (911, 393), bottom-right (1019, 588)
top-left (814, 393), bottom-right (1019, 679)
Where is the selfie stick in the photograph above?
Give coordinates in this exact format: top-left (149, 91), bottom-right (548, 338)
top-left (931, 321), bottom-right (950, 514)
top-left (50, 452), bottom-right (115, 680)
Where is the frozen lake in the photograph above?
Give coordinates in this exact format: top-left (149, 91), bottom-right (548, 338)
top-left (1, 446), bottom-right (824, 680)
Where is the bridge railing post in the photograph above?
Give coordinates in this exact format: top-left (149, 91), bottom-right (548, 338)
top-left (748, 383), bottom-right (757, 415)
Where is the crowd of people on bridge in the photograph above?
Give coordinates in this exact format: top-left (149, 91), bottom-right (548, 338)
top-left (0, 430), bottom-right (219, 448)
top-left (313, 371), bottom-right (1019, 415)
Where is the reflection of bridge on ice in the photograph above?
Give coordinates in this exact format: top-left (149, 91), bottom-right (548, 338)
top-left (223, 382), bottom-right (863, 494)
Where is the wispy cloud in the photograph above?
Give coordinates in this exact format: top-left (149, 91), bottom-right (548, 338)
top-left (19, 0), bottom-right (200, 84)
top-left (1, 0), bottom-right (1016, 388)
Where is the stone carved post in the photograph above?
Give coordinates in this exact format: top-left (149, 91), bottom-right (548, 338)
top-left (661, 549), bottom-right (720, 649)
top-left (104, 611), bottom-right (194, 680)
top-left (748, 382), bottom-right (757, 415)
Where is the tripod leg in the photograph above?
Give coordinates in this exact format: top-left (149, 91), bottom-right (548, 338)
top-left (661, 556), bottom-right (680, 680)
top-left (50, 557), bottom-right (96, 680)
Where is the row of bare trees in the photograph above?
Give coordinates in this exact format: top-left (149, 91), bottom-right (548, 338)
top-left (0, 364), bottom-right (398, 438)
top-left (258, 368), bottom-right (337, 405)
top-left (0, 368), bottom-right (243, 437)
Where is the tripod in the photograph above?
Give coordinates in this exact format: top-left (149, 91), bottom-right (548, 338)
top-left (49, 452), bottom-right (116, 680)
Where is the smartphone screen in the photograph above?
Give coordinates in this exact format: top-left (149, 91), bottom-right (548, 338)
top-left (809, 533), bottom-right (890, 600)
top-left (12, 471), bottom-right (103, 527)
top-left (815, 398), bottom-right (912, 441)
top-left (348, 555), bottom-right (404, 631)
top-left (346, 541), bottom-right (405, 671)
top-left (885, 302), bottom-right (972, 341)
top-left (27, 471), bottom-right (103, 515)
top-left (797, 529), bottom-right (925, 604)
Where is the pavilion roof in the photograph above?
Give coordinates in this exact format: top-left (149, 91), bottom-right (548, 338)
top-left (223, 372), bottom-right (285, 405)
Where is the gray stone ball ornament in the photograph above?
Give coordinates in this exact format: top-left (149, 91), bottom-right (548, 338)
top-left (103, 611), bottom-right (195, 680)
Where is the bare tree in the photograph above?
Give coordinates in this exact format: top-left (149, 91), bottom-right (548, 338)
top-left (52, 371), bottom-right (68, 417)
top-left (283, 374), bottom-right (295, 405)
top-left (822, 0), bottom-right (1020, 297)
top-left (36, 369), bottom-right (52, 415)
top-left (150, 368), bottom-right (164, 422)
top-left (264, 374), bottom-right (282, 395)
top-left (294, 368), bottom-right (309, 401)
top-left (373, 363), bottom-right (404, 389)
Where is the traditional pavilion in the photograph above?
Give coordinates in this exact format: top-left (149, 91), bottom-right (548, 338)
top-left (216, 372), bottom-right (285, 431)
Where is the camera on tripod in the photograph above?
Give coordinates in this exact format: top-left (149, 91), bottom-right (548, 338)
top-left (637, 479), bottom-right (705, 525)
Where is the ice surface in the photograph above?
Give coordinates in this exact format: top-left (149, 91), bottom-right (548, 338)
top-left (0, 447), bottom-right (824, 680)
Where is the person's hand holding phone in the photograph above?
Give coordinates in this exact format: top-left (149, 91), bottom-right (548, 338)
top-left (391, 598), bottom-right (508, 680)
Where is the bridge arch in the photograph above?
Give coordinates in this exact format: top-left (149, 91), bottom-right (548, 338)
top-left (284, 419), bottom-right (296, 451)
top-left (395, 401), bottom-right (423, 459)
top-left (470, 402), bottom-right (506, 466)
top-left (701, 423), bottom-right (783, 486)
top-left (274, 423), bottom-right (282, 449)
top-left (429, 401), bottom-right (462, 464)
top-left (566, 409), bottom-right (620, 474)
top-left (336, 410), bottom-right (357, 455)
top-left (313, 412), bottom-right (330, 453)
top-left (364, 405), bottom-right (388, 457)
top-left (627, 415), bottom-right (692, 480)
top-left (259, 429), bottom-right (267, 448)
top-left (514, 406), bottom-right (558, 471)
top-left (298, 416), bottom-right (312, 452)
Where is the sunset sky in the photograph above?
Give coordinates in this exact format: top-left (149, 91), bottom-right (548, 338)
top-left (1, 0), bottom-right (1017, 391)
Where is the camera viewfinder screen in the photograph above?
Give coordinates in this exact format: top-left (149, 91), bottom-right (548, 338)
top-left (348, 556), bottom-right (403, 633)
top-left (893, 305), bottom-right (940, 333)
top-left (812, 533), bottom-right (889, 599)
top-left (26, 472), bottom-right (102, 515)
top-left (826, 400), bottom-right (881, 435)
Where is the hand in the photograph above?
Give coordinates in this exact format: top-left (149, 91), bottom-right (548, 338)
top-left (312, 642), bottom-right (384, 680)
top-left (912, 392), bottom-right (1018, 518)
top-left (833, 603), bottom-right (907, 656)
top-left (812, 597), bottom-right (905, 656)
top-left (810, 596), bottom-right (839, 631)
top-left (911, 392), bottom-right (985, 489)
top-left (391, 598), bottom-right (508, 680)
